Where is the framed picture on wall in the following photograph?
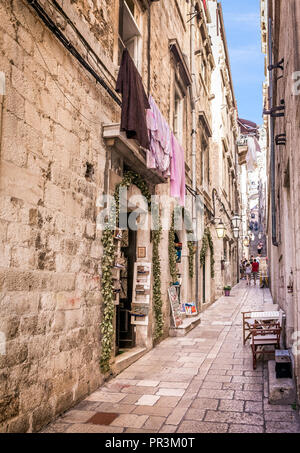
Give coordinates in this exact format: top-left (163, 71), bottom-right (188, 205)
top-left (137, 247), bottom-right (146, 259)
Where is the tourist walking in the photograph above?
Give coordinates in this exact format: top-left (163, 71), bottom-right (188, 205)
top-left (245, 262), bottom-right (252, 286)
top-left (240, 260), bottom-right (245, 279)
top-left (251, 259), bottom-right (259, 286)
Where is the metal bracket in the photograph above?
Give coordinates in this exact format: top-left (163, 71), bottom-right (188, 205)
top-left (271, 112), bottom-right (285, 118)
top-left (263, 100), bottom-right (285, 118)
top-left (268, 58), bottom-right (284, 71)
top-left (275, 133), bottom-right (286, 145)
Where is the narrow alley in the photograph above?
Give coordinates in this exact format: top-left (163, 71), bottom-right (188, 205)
top-left (43, 283), bottom-right (300, 434)
top-left (1, 0), bottom-right (300, 436)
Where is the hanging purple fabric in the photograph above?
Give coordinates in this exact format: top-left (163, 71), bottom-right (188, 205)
top-left (146, 95), bottom-right (172, 175)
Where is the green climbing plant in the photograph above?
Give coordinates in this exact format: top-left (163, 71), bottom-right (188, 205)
top-left (169, 208), bottom-right (196, 281)
top-left (200, 228), bottom-right (215, 278)
top-left (152, 202), bottom-right (163, 340)
top-left (184, 209), bottom-right (196, 280)
top-left (187, 240), bottom-right (196, 279)
top-left (100, 171), bottom-right (163, 373)
top-left (168, 210), bottom-right (178, 284)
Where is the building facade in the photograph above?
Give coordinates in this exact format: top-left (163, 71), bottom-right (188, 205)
top-left (0, 0), bottom-right (241, 432)
top-left (261, 0), bottom-right (300, 403)
top-left (207, 0), bottom-right (240, 296)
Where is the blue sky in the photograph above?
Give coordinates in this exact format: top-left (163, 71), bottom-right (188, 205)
top-left (221, 0), bottom-right (265, 125)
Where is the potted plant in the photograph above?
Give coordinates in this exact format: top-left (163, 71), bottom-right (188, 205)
top-left (224, 286), bottom-right (232, 296)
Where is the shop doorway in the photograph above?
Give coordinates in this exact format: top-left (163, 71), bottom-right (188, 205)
top-left (116, 215), bottom-right (137, 352)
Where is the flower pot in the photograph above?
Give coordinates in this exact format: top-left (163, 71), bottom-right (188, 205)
top-left (224, 290), bottom-right (231, 296)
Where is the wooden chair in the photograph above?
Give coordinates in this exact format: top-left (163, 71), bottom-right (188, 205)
top-left (251, 321), bottom-right (281, 369)
top-left (242, 311), bottom-right (256, 345)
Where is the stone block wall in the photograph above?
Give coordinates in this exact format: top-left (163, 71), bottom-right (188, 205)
top-left (266, 0), bottom-right (300, 403)
top-left (0, 0), bottom-right (122, 432)
top-left (0, 0), bottom-right (242, 432)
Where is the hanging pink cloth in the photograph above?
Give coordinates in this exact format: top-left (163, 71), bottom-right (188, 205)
top-left (253, 136), bottom-right (261, 153)
top-left (170, 133), bottom-right (185, 207)
top-left (146, 95), bottom-right (172, 175)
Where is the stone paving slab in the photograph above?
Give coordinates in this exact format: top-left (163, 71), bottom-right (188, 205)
top-left (177, 421), bottom-right (228, 433)
top-left (42, 283), bottom-right (300, 434)
top-left (135, 395), bottom-right (160, 406)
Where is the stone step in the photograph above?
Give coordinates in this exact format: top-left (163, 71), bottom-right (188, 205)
top-left (112, 346), bottom-right (147, 375)
top-left (169, 314), bottom-right (201, 337)
top-left (268, 360), bottom-right (296, 405)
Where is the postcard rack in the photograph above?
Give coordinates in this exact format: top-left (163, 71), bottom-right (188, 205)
top-left (131, 262), bottom-right (151, 326)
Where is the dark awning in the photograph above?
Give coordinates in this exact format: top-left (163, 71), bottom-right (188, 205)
top-left (238, 118), bottom-right (259, 137)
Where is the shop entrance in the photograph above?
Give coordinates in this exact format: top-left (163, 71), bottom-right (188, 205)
top-left (116, 215), bottom-right (137, 353)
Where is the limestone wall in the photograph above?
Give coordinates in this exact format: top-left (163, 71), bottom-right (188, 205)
top-left (0, 0), bottom-right (121, 432)
top-left (0, 0), bottom-right (241, 432)
top-left (266, 0), bottom-right (300, 403)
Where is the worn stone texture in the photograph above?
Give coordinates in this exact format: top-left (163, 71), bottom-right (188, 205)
top-left (262, 0), bottom-right (300, 404)
top-left (0, 0), bottom-right (116, 432)
top-left (43, 284), bottom-right (300, 434)
top-left (0, 0), bottom-right (241, 432)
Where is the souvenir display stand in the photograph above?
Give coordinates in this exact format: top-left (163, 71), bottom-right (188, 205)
top-left (130, 262), bottom-right (151, 326)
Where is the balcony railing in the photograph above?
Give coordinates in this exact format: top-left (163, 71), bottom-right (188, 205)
top-left (237, 135), bottom-right (248, 146)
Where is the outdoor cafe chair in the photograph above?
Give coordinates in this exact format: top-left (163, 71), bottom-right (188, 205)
top-left (251, 321), bottom-right (281, 370)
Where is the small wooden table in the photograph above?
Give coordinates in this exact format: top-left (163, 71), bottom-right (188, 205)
top-left (242, 311), bottom-right (281, 345)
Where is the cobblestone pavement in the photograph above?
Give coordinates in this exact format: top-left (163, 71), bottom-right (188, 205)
top-left (43, 282), bottom-right (300, 433)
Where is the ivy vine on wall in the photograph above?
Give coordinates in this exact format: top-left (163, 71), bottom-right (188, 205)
top-left (187, 240), bottom-right (196, 279)
top-left (200, 228), bottom-right (215, 278)
top-left (168, 210), bottom-right (178, 284)
top-left (168, 208), bottom-right (196, 281)
top-left (100, 171), bottom-right (163, 373)
top-left (152, 202), bottom-right (163, 341)
top-left (184, 209), bottom-right (196, 279)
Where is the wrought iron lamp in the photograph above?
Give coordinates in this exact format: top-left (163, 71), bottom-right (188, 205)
top-left (215, 219), bottom-right (226, 239)
top-left (243, 237), bottom-right (250, 247)
top-left (232, 214), bottom-right (242, 229)
top-left (233, 227), bottom-right (240, 239)
top-left (231, 214), bottom-right (241, 239)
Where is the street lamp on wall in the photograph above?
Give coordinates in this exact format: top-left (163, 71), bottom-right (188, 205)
top-left (213, 215), bottom-right (242, 240)
top-left (233, 227), bottom-right (240, 239)
top-left (231, 214), bottom-right (241, 240)
top-left (215, 220), bottom-right (226, 239)
top-left (232, 214), bottom-right (242, 230)
top-left (243, 237), bottom-right (250, 247)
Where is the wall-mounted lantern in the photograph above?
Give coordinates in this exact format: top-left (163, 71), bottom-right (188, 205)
top-left (243, 237), bottom-right (250, 247)
top-left (231, 214), bottom-right (241, 229)
top-left (233, 227), bottom-right (240, 239)
top-left (215, 220), bottom-right (226, 239)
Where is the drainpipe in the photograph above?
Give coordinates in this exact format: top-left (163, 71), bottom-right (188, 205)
top-left (268, 18), bottom-right (278, 247)
top-left (190, 0), bottom-right (199, 310)
top-left (147, 2), bottom-right (152, 95)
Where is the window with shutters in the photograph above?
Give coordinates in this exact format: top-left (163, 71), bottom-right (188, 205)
top-left (174, 84), bottom-right (184, 145)
top-left (118, 0), bottom-right (143, 72)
